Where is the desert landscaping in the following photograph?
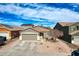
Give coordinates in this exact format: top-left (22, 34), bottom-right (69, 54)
top-left (0, 38), bottom-right (77, 56)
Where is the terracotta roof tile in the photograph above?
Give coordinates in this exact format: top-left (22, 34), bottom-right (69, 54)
top-left (0, 24), bottom-right (23, 31)
top-left (59, 22), bottom-right (76, 26)
top-left (32, 26), bottom-right (50, 32)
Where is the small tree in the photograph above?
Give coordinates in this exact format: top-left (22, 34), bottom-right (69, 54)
top-left (51, 29), bottom-right (63, 40)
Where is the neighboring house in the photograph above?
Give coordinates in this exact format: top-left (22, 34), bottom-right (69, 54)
top-left (0, 24), bottom-right (22, 41)
top-left (54, 22), bottom-right (79, 44)
top-left (20, 25), bottom-right (51, 41)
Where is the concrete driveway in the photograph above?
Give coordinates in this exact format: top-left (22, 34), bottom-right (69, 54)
top-left (0, 38), bottom-right (74, 56)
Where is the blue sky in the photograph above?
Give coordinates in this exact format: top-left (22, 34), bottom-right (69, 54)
top-left (0, 3), bottom-right (79, 27)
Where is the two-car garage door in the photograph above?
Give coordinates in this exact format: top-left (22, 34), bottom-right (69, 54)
top-left (22, 34), bottom-right (37, 40)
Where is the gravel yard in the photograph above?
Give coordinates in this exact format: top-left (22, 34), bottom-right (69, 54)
top-left (0, 38), bottom-right (76, 56)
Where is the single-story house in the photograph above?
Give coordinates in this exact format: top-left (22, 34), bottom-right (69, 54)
top-left (20, 25), bottom-right (51, 41)
top-left (54, 22), bottom-right (79, 45)
top-left (0, 24), bottom-right (23, 41)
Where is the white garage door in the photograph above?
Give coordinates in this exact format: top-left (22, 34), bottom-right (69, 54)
top-left (22, 34), bottom-right (37, 40)
top-left (0, 32), bottom-right (9, 39)
top-left (73, 36), bottom-right (79, 44)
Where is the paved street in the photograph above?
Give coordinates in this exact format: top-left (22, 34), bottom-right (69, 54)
top-left (0, 38), bottom-right (74, 56)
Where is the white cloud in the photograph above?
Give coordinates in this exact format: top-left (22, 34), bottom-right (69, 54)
top-left (0, 4), bottom-right (79, 27)
top-left (22, 7), bottom-right (79, 22)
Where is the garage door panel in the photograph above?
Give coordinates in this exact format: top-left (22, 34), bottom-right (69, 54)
top-left (22, 34), bottom-right (37, 40)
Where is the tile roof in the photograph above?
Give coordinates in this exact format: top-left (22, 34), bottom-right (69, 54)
top-left (0, 24), bottom-right (23, 31)
top-left (32, 26), bottom-right (50, 32)
top-left (58, 22), bottom-right (76, 26)
top-left (11, 26), bottom-right (24, 31)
